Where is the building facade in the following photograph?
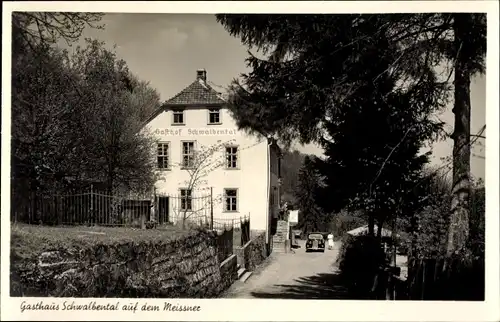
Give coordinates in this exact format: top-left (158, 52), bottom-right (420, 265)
top-left (143, 69), bottom-right (281, 242)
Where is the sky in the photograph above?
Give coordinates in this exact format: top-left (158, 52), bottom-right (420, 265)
top-left (70, 13), bottom-right (486, 179)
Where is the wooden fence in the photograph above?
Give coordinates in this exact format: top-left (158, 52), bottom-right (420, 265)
top-left (369, 257), bottom-right (484, 301)
top-left (337, 232), bottom-right (485, 301)
top-left (406, 257), bottom-right (485, 301)
top-left (365, 265), bottom-right (408, 300)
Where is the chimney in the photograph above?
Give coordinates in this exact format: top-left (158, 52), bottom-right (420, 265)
top-left (196, 69), bottom-right (207, 82)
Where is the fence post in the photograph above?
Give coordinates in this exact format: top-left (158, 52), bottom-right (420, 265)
top-left (140, 210), bottom-right (146, 229)
top-left (223, 223), bottom-right (227, 259)
top-left (152, 186), bottom-right (156, 223)
top-left (240, 217), bottom-right (243, 246)
top-left (90, 184), bottom-right (94, 226)
top-left (31, 190), bottom-right (36, 224)
top-left (230, 219), bottom-right (234, 255)
top-left (210, 187), bottom-right (214, 230)
top-left (55, 195), bottom-right (62, 225)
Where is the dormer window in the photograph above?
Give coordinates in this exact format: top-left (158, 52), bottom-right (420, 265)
top-left (208, 108), bottom-right (221, 125)
top-left (172, 109), bottom-right (185, 125)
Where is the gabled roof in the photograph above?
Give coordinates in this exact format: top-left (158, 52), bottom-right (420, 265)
top-left (164, 78), bottom-right (226, 106)
top-left (141, 70), bottom-right (226, 127)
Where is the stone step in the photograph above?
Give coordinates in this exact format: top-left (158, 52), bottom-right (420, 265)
top-left (237, 267), bottom-right (246, 279)
top-left (240, 271), bottom-right (253, 283)
top-left (273, 241), bottom-right (288, 253)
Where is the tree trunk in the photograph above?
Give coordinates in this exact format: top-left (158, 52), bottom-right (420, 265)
top-left (377, 220), bottom-right (383, 239)
top-left (107, 171), bottom-right (114, 196)
top-left (376, 211), bottom-right (386, 240)
top-left (368, 214), bottom-right (375, 236)
top-left (447, 14), bottom-right (472, 256)
top-left (410, 215), bottom-right (418, 258)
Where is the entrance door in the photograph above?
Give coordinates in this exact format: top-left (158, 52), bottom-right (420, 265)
top-left (157, 196), bottom-right (169, 224)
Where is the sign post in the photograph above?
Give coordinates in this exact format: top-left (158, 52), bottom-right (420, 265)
top-left (289, 210), bottom-right (299, 226)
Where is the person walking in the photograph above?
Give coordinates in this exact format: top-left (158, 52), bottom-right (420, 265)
top-left (327, 232), bottom-right (334, 250)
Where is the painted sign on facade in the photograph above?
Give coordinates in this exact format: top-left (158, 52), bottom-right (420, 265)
top-left (155, 128), bottom-right (239, 136)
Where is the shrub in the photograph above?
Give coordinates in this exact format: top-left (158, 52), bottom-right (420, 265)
top-left (396, 237), bottom-right (410, 255)
top-left (337, 233), bottom-right (387, 298)
top-left (412, 205), bottom-right (449, 258)
top-left (145, 220), bottom-right (157, 229)
top-left (409, 177), bottom-right (484, 259)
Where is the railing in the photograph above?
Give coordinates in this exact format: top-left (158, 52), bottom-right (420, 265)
top-left (11, 187), bottom-right (252, 254)
top-left (212, 214), bottom-right (250, 247)
top-left (154, 192), bottom-right (212, 226)
top-left (11, 190), bottom-right (152, 227)
top-left (212, 214), bottom-right (249, 229)
top-left (215, 225), bottom-right (234, 263)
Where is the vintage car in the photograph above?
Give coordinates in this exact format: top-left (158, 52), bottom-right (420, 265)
top-left (305, 233), bottom-right (325, 252)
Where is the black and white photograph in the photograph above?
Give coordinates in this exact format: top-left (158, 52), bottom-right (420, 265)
top-left (2, 1), bottom-right (499, 321)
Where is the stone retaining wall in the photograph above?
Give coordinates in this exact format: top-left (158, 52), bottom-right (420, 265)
top-left (11, 229), bottom-right (238, 298)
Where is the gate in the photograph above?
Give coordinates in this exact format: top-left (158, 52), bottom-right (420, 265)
top-left (157, 196), bottom-right (169, 224)
top-left (154, 192), bottom-right (211, 225)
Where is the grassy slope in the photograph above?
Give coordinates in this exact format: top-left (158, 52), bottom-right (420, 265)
top-left (11, 223), bottom-right (191, 259)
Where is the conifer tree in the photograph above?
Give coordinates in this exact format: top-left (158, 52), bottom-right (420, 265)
top-left (216, 13), bottom-right (486, 253)
top-left (294, 156), bottom-right (326, 234)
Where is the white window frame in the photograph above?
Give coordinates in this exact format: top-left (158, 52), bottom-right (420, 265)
top-left (179, 188), bottom-right (192, 211)
top-left (224, 188), bottom-right (238, 212)
top-left (172, 109), bottom-right (185, 125)
top-left (207, 108), bottom-right (222, 125)
top-left (225, 145), bottom-right (239, 169)
top-left (181, 140), bottom-right (196, 169)
top-left (157, 142), bottom-right (170, 170)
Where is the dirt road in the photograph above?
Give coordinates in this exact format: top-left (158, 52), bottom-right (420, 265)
top-left (225, 240), bottom-right (351, 299)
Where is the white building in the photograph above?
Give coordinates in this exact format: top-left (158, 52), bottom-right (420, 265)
top-left (143, 69), bottom-right (281, 244)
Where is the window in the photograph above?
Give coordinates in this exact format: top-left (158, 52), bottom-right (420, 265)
top-left (225, 146), bottom-right (239, 169)
top-left (181, 141), bottom-right (195, 168)
top-left (172, 109), bottom-right (185, 124)
top-left (224, 188), bottom-right (238, 212)
top-left (208, 108), bottom-right (221, 124)
top-left (180, 189), bottom-right (192, 211)
top-left (157, 142), bottom-right (170, 169)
